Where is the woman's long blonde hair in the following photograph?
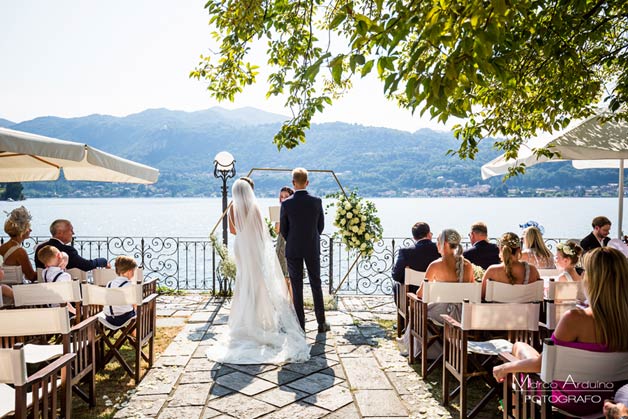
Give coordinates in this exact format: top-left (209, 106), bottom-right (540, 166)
top-left (437, 229), bottom-right (464, 280)
top-left (583, 247), bottom-right (628, 351)
top-left (523, 226), bottom-right (552, 259)
top-left (500, 232), bottom-right (521, 284)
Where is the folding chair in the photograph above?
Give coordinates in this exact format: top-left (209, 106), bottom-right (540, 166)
top-left (1, 265), bottom-right (23, 285)
top-left (12, 281), bottom-right (97, 406)
top-left (484, 280), bottom-right (545, 303)
top-left (82, 283), bottom-right (157, 384)
top-left (537, 269), bottom-right (561, 281)
top-left (501, 339), bottom-right (628, 419)
top-left (407, 281), bottom-right (482, 378)
top-left (442, 301), bottom-right (540, 419)
top-left (92, 268), bottom-right (144, 287)
top-left (545, 278), bottom-right (583, 302)
top-left (396, 268), bottom-right (425, 337)
top-left (0, 343), bottom-right (75, 419)
top-left (66, 268), bottom-right (87, 283)
top-left (0, 306), bottom-right (71, 364)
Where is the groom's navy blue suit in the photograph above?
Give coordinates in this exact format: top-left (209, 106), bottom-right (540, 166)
top-left (280, 189), bottom-right (326, 330)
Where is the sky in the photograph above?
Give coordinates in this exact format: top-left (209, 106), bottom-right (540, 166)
top-left (0, 0), bottom-right (456, 132)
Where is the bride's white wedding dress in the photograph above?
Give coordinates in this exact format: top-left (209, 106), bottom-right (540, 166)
top-left (206, 179), bottom-right (310, 365)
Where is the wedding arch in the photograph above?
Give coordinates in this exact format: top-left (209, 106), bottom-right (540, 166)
top-left (209, 167), bottom-right (371, 295)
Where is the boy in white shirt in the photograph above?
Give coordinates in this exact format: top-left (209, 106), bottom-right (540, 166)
top-left (104, 255), bottom-right (137, 327)
top-left (37, 245), bottom-right (76, 316)
top-left (38, 245), bottom-right (71, 283)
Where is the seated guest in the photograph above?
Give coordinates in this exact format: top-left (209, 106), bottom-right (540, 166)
top-left (481, 232), bottom-right (541, 299)
top-left (391, 222), bottom-right (440, 305)
top-left (104, 256), bottom-right (138, 327)
top-left (420, 229), bottom-right (474, 321)
top-left (38, 245), bottom-right (72, 283)
top-left (555, 241), bottom-right (583, 282)
top-left (604, 384), bottom-right (628, 419)
top-left (520, 226), bottom-right (556, 269)
top-left (0, 206), bottom-right (36, 282)
top-left (463, 221), bottom-right (500, 269)
top-left (581, 215), bottom-right (611, 252)
top-left (398, 229), bottom-right (474, 357)
top-left (37, 245), bottom-right (76, 316)
top-left (35, 219), bottom-right (108, 271)
top-left (493, 247), bottom-right (628, 417)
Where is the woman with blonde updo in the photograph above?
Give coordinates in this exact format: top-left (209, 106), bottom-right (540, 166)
top-left (555, 240), bottom-right (583, 282)
top-left (520, 226), bottom-right (555, 269)
top-left (481, 232), bottom-right (540, 299)
top-left (0, 206), bottom-right (36, 282)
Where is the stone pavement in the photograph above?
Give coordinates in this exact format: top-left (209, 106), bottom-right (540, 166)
top-left (113, 294), bottom-right (489, 419)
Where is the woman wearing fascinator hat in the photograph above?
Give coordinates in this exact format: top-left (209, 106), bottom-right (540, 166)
top-left (0, 206), bottom-right (37, 282)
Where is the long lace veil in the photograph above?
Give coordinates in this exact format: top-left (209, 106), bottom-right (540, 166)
top-left (226, 179), bottom-right (307, 361)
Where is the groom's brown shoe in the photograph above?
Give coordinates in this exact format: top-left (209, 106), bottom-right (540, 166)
top-left (318, 322), bottom-right (331, 333)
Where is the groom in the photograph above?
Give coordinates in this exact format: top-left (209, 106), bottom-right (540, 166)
top-left (280, 168), bottom-right (330, 333)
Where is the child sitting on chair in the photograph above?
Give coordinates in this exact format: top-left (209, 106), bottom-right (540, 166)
top-left (38, 245), bottom-right (71, 283)
top-left (37, 245), bottom-right (76, 316)
top-left (104, 255), bottom-right (137, 327)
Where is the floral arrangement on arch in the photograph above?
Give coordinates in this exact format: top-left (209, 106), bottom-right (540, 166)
top-left (209, 234), bottom-right (236, 283)
top-left (330, 190), bottom-right (383, 257)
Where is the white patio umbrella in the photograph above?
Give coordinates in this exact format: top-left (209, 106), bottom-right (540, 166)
top-left (0, 127), bottom-right (159, 184)
top-left (481, 111), bottom-right (628, 237)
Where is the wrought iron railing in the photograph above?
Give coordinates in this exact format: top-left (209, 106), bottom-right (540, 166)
top-left (6, 235), bottom-right (568, 295)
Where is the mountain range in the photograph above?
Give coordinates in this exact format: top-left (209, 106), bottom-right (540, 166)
top-left (0, 107), bottom-right (621, 198)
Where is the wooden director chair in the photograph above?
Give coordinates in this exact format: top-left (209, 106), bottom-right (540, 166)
top-left (1, 265), bottom-right (23, 285)
top-left (501, 338), bottom-right (628, 419)
top-left (0, 343), bottom-right (75, 419)
top-left (407, 280), bottom-right (482, 378)
top-left (396, 268), bottom-right (425, 337)
top-left (12, 281), bottom-right (98, 407)
top-left (0, 306), bottom-right (75, 416)
top-left (442, 301), bottom-right (541, 419)
top-left (82, 282), bottom-right (157, 384)
top-left (484, 280), bottom-right (545, 303)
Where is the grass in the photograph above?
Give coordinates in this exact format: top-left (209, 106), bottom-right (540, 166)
top-left (73, 325), bottom-right (183, 419)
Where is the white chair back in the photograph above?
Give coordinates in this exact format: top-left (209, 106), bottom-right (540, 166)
top-left (66, 268), bottom-right (87, 282)
top-left (92, 268), bottom-right (143, 286)
top-left (0, 306), bottom-right (70, 337)
top-left (82, 283), bottom-right (142, 306)
top-left (12, 281), bottom-right (82, 306)
top-left (460, 302), bottom-right (540, 331)
top-left (540, 340), bottom-right (628, 383)
top-left (268, 206), bottom-right (281, 223)
top-left (405, 268), bottom-right (426, 286)
top-left (538, 268), bottom-right (562, 280)
top-left (547, 280), bottom-right (583, 301)
top-left (1, 265), bottom-right (23, 285)
top-left (544, 301), bottom-right (578, 330)
top-left (422, 281), bottom-right (482, 304)
top-left (92, 268), bottom-right (116, 286)
top-left (0, 346), bottom-right (27, 386)
top-left (484, 280), bottom-right (544, 303)
top-left (36, 268), bottom-right (43, 282)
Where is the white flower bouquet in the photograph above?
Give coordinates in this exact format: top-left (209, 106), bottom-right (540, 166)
top-left (330, 191), bottom-right (383, 257)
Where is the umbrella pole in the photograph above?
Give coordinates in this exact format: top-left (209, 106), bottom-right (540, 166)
top-left (619, 159), bottom-right (625, 238)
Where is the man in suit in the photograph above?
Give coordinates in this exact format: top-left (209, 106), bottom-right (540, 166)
top-left (391, 222), bottom-right (440, 305)
top-left (280, 168), bottom-right (329, 333)
top-left (35, 219), bottom-right (109, 271)
top-left (463, 221), bottom-right (500, 269)
top-left (580, 215), bottom-right (612, 252)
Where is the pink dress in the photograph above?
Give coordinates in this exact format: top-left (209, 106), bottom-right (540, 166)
top-left (549, 334), bottom-right (618, 416)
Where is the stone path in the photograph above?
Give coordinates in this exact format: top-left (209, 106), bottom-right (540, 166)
top-left (113, 294), bottom-right (492, 419)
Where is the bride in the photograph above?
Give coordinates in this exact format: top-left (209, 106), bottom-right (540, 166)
top-left (206, 178), bottom-right (310, 364)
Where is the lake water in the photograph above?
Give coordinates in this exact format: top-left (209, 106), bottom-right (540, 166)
top-left (0, 197), bottom-right (624, 240)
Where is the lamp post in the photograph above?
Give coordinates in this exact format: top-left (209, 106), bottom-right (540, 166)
top-left (213, 151), bottom-right (236, 246)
